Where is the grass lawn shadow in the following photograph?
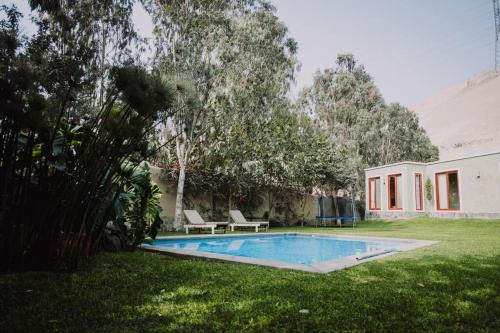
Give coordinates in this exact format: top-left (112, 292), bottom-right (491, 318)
top-left (1, 218), bottom-right (499, 332)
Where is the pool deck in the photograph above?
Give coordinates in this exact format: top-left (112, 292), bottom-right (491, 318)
top-left (140, 233), bottom-right (439, 274)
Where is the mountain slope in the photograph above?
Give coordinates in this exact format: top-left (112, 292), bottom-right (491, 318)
top-left (411, 70), bottom-right (500, 160)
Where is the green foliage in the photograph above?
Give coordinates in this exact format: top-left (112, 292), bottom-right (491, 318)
top-left (0, 6), bottom-right (173, 271)
top-left (1, 0), bottom-right (444, 262)
top-left (297, 54), bottom-right (439, 194)
top-left (151, 0), bottom-right (309, 224)
top-left (113, 66), bottom-right (174, 120)
top-left (28, 0), bottom-right (140, 108)
top-left (1, 218), bottom-right (499, 332)
top-left (425, 178), bottom-right (433, 201)
top-left (373, 103), bottom-right (439, 165)
top-left (107, 162), bottom-right (163, 248)
top-left (178, 105), bottom-right (336, 219)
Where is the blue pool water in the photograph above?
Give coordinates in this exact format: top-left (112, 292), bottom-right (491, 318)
top-left (148, 234), bottom-right (411, 265)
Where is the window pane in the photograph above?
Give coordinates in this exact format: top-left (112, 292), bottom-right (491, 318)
top-left (437, 174), bottom-right (448, 209)
top-left (415, 174), bottom-right (422, 210)
top-left (369, 179), bottom-right (376, 208)
top-left (369, 178), bottom-right (381, 209)
top-left (396, 175), bottom-right (403, 208)
top-left (448, 172), bottom-right (460, 209)
top-left (389, 176), bottom-right (396, 208)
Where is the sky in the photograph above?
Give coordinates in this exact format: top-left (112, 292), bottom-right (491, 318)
top-left (5, 0), bottom-right (497, 106)
top-left (271, 0), bottom-right (496, 105)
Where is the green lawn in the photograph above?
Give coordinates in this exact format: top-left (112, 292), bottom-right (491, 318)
top-left (1, 218), bottom-right (499, 332)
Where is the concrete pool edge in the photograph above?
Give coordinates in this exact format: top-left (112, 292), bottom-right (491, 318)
top-left (140, 233), bottom-right (439, 274)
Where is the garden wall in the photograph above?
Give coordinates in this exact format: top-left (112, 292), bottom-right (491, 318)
top-left (150, 166), bottom-right (319, 229)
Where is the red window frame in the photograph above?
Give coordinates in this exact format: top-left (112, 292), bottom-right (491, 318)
top-left (387, 174), bottom-right (402, 210)
top-left (415, 173), bottom-right (423, 211)
top-left (435, 170), bottom-right (460, 211)
top-left (368, 177), bottom-right (381, 210)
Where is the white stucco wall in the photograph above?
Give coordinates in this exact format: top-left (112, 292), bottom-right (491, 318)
top-left (425, 152), bottom-right (500, 214)
top-left (365, 152), bottom-right (500, 219)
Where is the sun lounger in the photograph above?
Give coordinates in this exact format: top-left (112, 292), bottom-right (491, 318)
top-left (183, 210), bottom-right (229, 234)
top-left (229, 210), bottom-right (269, 232)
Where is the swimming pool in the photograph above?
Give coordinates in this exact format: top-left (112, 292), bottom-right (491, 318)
top-left (142, 233), bottom-right (437, 273)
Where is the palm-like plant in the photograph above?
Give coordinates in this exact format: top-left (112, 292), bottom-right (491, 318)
top-left (0, 8), bottom-right (174, 271)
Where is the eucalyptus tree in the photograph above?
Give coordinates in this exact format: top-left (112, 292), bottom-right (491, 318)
top-left (163, 76), bottom-right (204, 231)
top-left (297, 54), bottom-right (438, 196)
top-left (148, 0), bottom-right (242, 229)
top-left (296, 54), bottom-right (383, 193)
top-left (28, 0), bottom-right (141, 111)
top-left (201, 4), bottom-right (298, 184)
top-left (182, 104), bottom-right (336, 223)
top-left (191, 5), bottom-right (298, 210)
top-left (149, 0), bottom-right (298, 229)
top-left (376, 103), bottom-right (439, 164)
top-left (254, 107), bottom-right (336, 221)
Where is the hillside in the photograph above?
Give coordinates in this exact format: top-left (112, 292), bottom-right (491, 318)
top-left (411, 70), bottom-right (500, 160)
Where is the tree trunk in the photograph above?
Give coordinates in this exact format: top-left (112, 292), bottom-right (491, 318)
top-left (173, 134), bottom-right (190, 231)
top-left (173, 165), bottom-right (186, 231)
top-left (98, 25), bottom-right (107, 107)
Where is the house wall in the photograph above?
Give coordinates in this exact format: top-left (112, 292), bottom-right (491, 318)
top-left (425, 152), bottom-right (500, 217)
top-left (365, 162), bottom-right (427, 219)
top-left (365, 152), bottom-right (500, 219)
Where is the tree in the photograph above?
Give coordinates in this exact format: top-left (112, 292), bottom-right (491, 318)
top-left (29, 0), bottom-right (141, 110)
top-left (256, 107), bottom-right (336, 223)
top-left (297, 54), bottom-right (438, 197)
top-left (149, 0), bottom-right (255, 229)
top-left (150, 0), bottom-right (298, 229)
top-left (0, 5), bottom-right (174, 271)
top-left (166, 76), bottom-right (204, 231)
top-left (375, 103), bottom-right (439, 165)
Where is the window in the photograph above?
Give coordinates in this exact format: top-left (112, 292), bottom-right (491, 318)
top-left (435, 171), bottom-right (460, 210)
top-left (414, 173), bottom-right (423, 211)
top-left (368, 177), bottom-right (381, 210)
top-left (388, 174), bottom-right (402, 210)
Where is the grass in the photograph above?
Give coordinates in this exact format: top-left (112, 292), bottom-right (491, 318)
top-left (1, 218), bottom-right (499, 332)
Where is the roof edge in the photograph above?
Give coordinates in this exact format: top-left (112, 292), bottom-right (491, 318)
top-left (364, 150), bottom-right (500, 171)
top-left (365, 161), bottom-right (427, 171)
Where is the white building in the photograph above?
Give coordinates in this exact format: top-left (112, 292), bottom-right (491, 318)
top-left (364, 151), bottom-right (500, 219)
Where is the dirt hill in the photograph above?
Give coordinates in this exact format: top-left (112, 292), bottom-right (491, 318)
top-left (411, 70), bottom-right (500, 160)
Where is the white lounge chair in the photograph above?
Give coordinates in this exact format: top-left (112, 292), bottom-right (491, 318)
top-left (229, 210), bottom-right (269, 232)
top-left (183, 210), bottom-right (229, 235)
